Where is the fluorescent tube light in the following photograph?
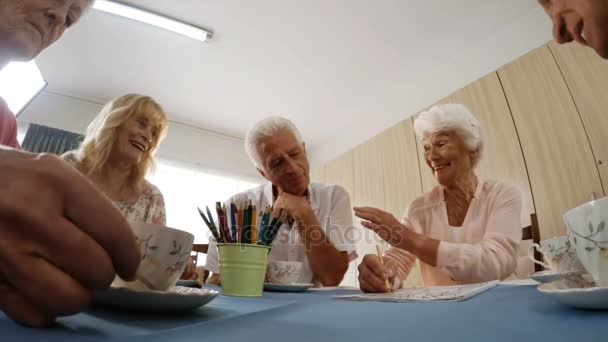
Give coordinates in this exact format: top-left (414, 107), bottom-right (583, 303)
top-left (94, 0), bottom-right (213, 42)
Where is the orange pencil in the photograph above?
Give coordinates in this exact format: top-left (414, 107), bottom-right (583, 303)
top-left (237, 204), bottom-right (243, 243)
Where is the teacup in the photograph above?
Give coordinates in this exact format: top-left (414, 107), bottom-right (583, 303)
top-left (112, 222), bottom-right (194, 291)
top-left (267, 261), bottom-right (303, 285)
top-left (564, 196), bottom-right (608, 287)
top-left (527, 235), bottom-right (583, 273)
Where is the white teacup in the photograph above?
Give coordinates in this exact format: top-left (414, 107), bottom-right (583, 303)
top-left (113, 222), bottom-right (194, 291)
top-left (564, 196), bottom-right (608, 287)
top-left (267, 261), bottom-right (303, 285)
top-left (527, 235), bottom-right (583, 273)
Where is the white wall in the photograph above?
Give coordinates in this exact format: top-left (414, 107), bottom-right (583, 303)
top-left (17, 91), bottom-right (262, 182)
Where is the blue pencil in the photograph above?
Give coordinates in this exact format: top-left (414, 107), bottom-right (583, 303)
top-left (230, 202), bottom-right (238, 242)
top-left (258, 209), bottom-right (270, 244)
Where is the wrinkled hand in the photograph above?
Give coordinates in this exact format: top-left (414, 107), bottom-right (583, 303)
top-left (354, 206), bottom-right (411, 248)
top-left (0, 149), bottom-right (140, 327)
top-left (272, 190), bottom-right (313, 221)
top-left (358, 254), bottom-right (400, 293)
top-left (180, 257), bottom-right (197, 280)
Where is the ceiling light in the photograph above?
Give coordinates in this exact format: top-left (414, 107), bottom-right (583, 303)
top-left (94, 0), bottom-right (213, 42)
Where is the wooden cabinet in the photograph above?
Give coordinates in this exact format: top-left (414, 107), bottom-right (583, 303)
top-left (309, 167), bottom-right (325, 183)
top-left (376, 118), bottom-right (424, 287)
top-left (549, 42), bottom-right (608, 196)
top-left (353, 136), bottom-right (386, 283)
top-left (498, 46), bottom-right (603, 238)
top-left (324, 152), bottom-right (357, 286)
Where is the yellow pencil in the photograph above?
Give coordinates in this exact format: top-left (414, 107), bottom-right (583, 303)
top-left (376, 244), bottom-right (391, 292)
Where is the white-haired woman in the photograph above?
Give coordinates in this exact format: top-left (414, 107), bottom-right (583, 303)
top-left (63, 94), bottom-right (168, 225)
top-left (355, 103), bottom-right (522, 292)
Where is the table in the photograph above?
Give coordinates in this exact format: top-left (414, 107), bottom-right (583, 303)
top-left (1, 285), bottom-right (607, 341)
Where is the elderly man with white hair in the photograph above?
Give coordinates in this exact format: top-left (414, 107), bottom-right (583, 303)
top-left (355, 103), bottom-right (522, 292)
top-left (206, 116), bottom-right (356, 286)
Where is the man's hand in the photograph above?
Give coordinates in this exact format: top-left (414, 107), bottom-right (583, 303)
top-left (0, 149), bottom-right (140, 327)
top-left (272, 191), bottom-right (313, 221)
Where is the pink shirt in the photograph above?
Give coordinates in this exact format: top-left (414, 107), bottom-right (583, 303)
top-left (0, 97), bottom-right (20, 149)
top-left (385, 179), bottom-right (522, 286)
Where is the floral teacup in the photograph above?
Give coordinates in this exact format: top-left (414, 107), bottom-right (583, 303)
top-left (527, 235), bottom-right (584, 273)
top-left (267, 261), bottom-right (303, 285)
top-left (112, 222), bottom-right (194, 291)
top-left (564, 196), bottom-right (608, 287)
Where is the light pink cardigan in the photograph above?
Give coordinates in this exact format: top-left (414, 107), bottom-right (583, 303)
top-left (385, 180), bottom-right (522, 286)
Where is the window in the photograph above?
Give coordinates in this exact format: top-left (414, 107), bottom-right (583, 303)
top-left (0, 61), bottom-right (46, 115)
top-left (147, 159), bottom-right (260, 263)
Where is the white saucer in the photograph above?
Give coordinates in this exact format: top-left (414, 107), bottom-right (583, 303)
top-left (529, 270), bottom-right (581, 283)
top-left (538, 275), bottom-right (608, 310)
top-left (264, 283), bottom-right (314, 292)
top-left (92, 285), bottom-right (219, 312)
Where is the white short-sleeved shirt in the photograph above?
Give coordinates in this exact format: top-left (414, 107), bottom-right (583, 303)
top-left (205, 182), bottom-right (357, 284)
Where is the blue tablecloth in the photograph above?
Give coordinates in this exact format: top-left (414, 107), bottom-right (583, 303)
top-left (1, 285), bottom-right (607, 341)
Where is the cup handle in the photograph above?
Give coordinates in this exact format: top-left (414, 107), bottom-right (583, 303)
top-left (527, 243), bottom-right (552, 270)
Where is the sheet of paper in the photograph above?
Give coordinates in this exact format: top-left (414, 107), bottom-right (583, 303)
top-left (334, 280), bottom-right (499, 302)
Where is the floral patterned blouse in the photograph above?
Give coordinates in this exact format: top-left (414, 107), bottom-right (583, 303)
top-left (62, 152), bottom-right (167, 225)
top-left (113, 181), bottom-right (166, 225)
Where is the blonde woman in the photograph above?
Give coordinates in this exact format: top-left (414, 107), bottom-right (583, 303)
top-left (63, 94), bottom-right (168, 225)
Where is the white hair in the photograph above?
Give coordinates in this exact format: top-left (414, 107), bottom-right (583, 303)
top-left (245, 116), bottom-right (303, 169)
top-left (414, 103), bottom-right (483, 163)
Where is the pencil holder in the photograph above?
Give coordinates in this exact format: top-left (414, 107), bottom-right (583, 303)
top-left (218, 243), bottom-right (271, 297)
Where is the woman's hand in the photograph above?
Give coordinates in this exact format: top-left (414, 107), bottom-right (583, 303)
top-left (357, 254), bottom-right (400, 293)
top-left (354, 206), bottom-right (412, 249)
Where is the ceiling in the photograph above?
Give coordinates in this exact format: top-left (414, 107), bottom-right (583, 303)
top-left (35, 0), bottom-right (552, 166)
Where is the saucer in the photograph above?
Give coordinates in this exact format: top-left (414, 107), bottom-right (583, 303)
top-left (538, 275), bottom-right (608, 310)
top-left (176, 280), bottom-right (201, 288)
top-left (530, 270), bottom-right (581, 283)
top-left (92, 285), bottom-right (219, 312)
top-left (264, 283), bottom-right (314, 292)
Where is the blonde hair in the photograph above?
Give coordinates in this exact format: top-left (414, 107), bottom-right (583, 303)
top-left (75, 94), bottom-right (168, 189)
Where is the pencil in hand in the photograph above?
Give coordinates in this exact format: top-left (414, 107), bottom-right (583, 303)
top-left (376, 244), bottom-right (391, 293)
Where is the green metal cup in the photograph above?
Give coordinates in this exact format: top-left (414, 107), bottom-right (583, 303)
top-left (218, 244), bottom-right (271, 297)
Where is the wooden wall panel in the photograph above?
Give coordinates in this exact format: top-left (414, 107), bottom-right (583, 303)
top-left (353, 136), bottom-right (387, 285)
top-left (377, 119), bottom-right (424, 287)
top-left (324, 152), bottom-right (357, 286)
top-left (549, 42), bottom-right (608, 196)
top-left (498, 46), bottom-right (603, 238)
top-left (309, 167), bottom-right (325, 184)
